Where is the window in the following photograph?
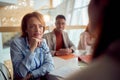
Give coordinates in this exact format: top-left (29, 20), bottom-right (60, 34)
top-left (67, 0), bottom-right (90, 25)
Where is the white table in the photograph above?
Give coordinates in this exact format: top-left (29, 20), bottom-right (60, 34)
top-left (49, 57), bottom-right (80, 80)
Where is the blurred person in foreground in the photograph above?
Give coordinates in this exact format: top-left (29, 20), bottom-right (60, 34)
top-left (43, 15), bottom-right (76, 56)
top-left (66, 0), bottom-right (120, 80)
top-left (10, 12), bottom-right (54, 80)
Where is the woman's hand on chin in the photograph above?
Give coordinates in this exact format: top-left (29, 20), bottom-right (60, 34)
top-left (29, 37), bottom-right (43, 53)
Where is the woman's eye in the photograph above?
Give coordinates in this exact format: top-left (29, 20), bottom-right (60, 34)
top-left (29, 25), bottom-right (34, 28)
top-left (39, 25), bottom-right (43, 28)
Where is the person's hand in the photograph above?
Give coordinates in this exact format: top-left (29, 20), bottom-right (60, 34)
top-left (29, 37), bottom-right (42, 52)
top-left (21, 73), bottom-right (32, 80)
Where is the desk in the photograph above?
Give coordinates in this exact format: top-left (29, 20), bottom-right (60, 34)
top-left (49, 54), bottom-right (80, 80)
top-left (56, 54), bottom-right (76, 60)
top-left (78, 55), bottom-right (92, 64)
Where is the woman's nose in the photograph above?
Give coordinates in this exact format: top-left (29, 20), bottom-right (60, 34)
top-left (35, 26), bottom-right (39, 31)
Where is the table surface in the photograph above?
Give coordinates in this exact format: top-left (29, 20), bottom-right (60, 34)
top-left (49, 54), bottom-right (88, 79)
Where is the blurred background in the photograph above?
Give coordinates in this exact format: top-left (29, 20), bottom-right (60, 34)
top-left (0, 0), bottom-right (90, 62)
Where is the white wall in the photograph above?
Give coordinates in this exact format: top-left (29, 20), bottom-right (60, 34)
top-left (0, 0), bottom-right (17, 4)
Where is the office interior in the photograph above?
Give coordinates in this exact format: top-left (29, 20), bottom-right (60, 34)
top-left (0, 0), bottom-right (90, 62)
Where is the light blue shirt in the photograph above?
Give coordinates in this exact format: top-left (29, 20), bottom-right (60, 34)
top-left (10, 37), bottom-right (54, 78)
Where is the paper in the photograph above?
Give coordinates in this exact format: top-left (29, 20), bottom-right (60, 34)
top-left (50, 57), bottom-right (80, 78)
top-left (50, 64), bottom-right (80, 78)
top-left (53, 57), bottom-right (67, 69)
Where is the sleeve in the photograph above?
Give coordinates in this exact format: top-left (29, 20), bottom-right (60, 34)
top-left (31, 39), bottom-right (54, 78)
top-left (10, 39), bottom-right (36, 78)
top-left (66, 33), bottom-right (76, 53)
top-left (43, 34), bottom-right (56, 56)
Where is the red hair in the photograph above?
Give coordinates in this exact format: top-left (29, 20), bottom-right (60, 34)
top-left (21, 12), bottom-right (45, 37)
